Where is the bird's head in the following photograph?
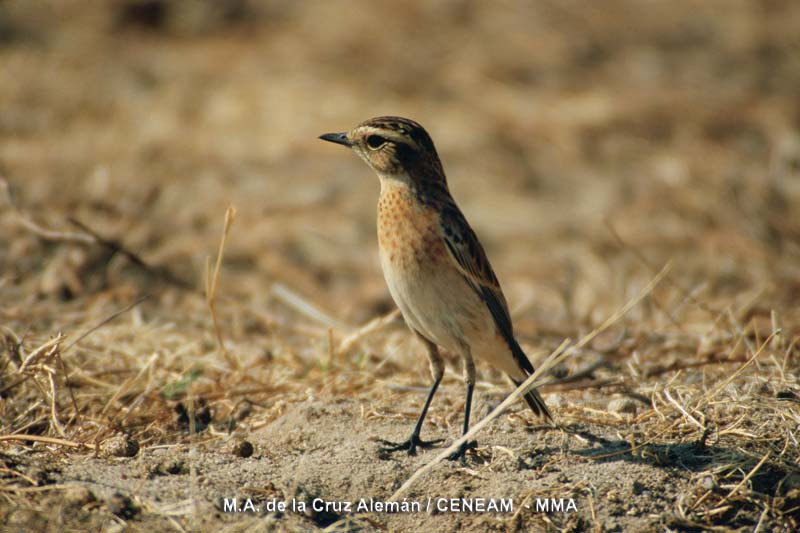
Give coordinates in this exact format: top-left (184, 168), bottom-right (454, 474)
top-left (320, 116), bottom-right (446, 187)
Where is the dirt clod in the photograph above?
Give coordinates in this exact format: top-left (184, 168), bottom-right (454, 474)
top-left (63, 485), bottom-right (97, 507)
top-left (101, 434), bottom-right (140, 458)
top-left (107, 493), bottom-right (139, 520)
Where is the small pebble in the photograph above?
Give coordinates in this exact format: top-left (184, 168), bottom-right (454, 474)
top-left (101, 434), bottom-right (139, 458)
top-left (225, 439), bottom-right (254, 458)
top-left (698, 475), bottom-right (717, 491)
top-left (608, 398), bottom-right (638, 414)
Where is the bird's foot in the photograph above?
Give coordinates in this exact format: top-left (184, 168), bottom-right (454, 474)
top-left (377, 434), bottom-right (444, 456)
top-left (447, 439), bottom-right (478, 462)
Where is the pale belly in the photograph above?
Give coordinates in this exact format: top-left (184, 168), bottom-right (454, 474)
top-left (381, 250), bottom-right (525, 379)
top-left (380, 248), bottom-right (486, 352)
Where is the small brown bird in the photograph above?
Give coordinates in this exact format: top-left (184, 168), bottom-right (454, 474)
top-left (320, 116), bottom-right (552, 458)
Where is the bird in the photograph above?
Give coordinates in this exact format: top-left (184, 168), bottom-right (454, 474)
top-left (320, 116), bottom-right (552, 459)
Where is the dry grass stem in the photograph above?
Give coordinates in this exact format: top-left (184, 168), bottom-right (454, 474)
top-left (270, 283), bottom-right (350, 331)
top-left (206, 205), bottom-right (237, 367)
top-left (1, 177), bottom-right (95, 245)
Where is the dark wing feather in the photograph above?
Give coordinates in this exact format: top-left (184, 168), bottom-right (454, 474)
top-left (438, 202), bottom-right (517, 351)
top-left (439, 202), bottom-right (553, 421)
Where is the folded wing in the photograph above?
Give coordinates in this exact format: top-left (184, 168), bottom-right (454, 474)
top-left (438, 201), bottom-right (553, 421)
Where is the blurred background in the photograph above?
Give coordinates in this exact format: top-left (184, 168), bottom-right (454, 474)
top-left (1, 0), bottom-right (799, 365)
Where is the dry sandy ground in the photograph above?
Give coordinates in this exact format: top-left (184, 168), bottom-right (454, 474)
top-left (2, 1), bottom-right (800, 531)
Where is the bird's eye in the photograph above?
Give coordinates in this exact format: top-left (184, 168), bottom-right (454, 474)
top-left (366, 135), bottom-right (387, 150)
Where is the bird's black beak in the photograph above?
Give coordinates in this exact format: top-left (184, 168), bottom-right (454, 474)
top-left (319, 132), bottom-right (351, 147)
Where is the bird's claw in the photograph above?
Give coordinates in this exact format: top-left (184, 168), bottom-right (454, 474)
top-left (377, 434), bottom-right (444, 456)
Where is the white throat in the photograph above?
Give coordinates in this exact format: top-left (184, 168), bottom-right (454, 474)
top-left (378, 172), bottom-right (413, 193)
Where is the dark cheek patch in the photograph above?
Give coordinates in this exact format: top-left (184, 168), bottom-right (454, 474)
top-left (373, 148), bottom-right (399, 174)
top-left (395, 143), bottom-right (416, 168)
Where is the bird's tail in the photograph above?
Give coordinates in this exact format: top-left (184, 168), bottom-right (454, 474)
top-left (511, 377), bottom-right (553, 422)
top-left (506, 338), bottom-right (554, 422)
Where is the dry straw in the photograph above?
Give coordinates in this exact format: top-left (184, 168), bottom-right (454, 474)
top-left (206, 205), bottom-right (238, 368)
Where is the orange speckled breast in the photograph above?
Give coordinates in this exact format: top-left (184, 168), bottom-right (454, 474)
top-left (377, 187), bottom-right (446, 273)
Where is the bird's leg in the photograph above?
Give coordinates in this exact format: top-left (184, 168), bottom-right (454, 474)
top-left (379, 335), bottom-right (444, 456)
top-left (379, 375), bottom-right (443, 455)
top-left (448, 352), bottom-right (478, 461)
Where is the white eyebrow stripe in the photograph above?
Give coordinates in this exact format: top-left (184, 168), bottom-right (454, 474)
top-left (357, 126), bottom-right (420, 150)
